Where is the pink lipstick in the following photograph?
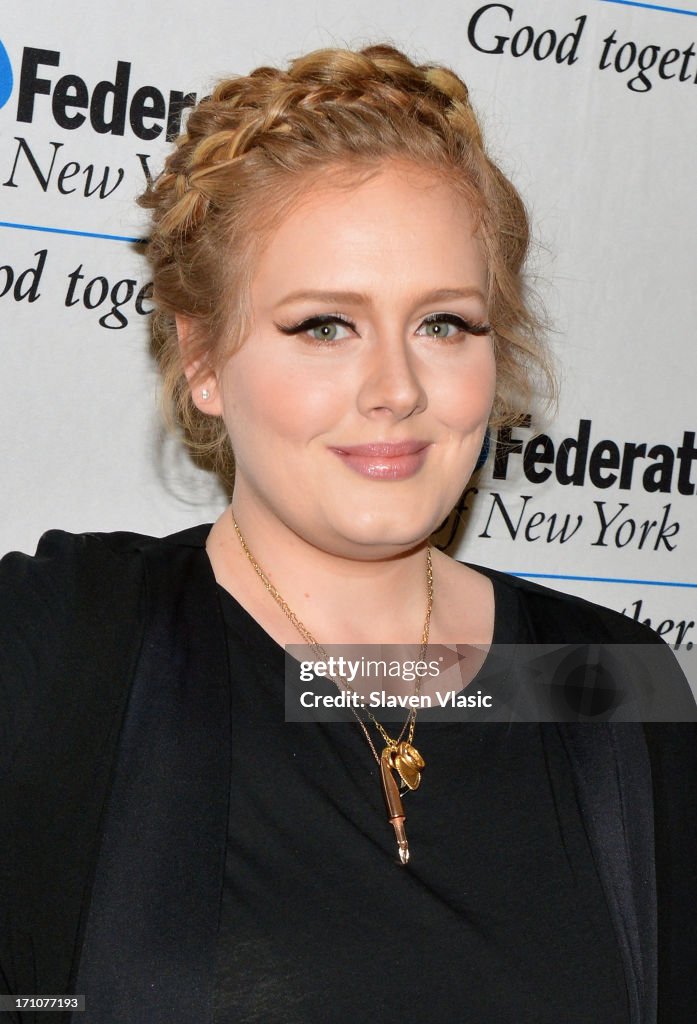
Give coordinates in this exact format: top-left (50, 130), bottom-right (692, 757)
top-left (330, 441), bottom-right (431, 480)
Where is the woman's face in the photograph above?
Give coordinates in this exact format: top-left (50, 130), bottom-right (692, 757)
top-left (205, 160), bottom-right (495, 559)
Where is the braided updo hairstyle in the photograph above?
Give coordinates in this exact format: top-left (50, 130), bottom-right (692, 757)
top-left (139, 44), bottom-right (553, 480)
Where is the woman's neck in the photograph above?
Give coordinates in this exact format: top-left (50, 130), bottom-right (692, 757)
top-left (206, 502), bottom-right (433, 647)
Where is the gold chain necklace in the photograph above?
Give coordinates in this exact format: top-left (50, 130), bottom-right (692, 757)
top-left (230, 510), bottom-right (433, 865)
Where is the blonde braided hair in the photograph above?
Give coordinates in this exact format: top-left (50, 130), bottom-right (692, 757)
top-left (139, 44), bottom-right (554, 482)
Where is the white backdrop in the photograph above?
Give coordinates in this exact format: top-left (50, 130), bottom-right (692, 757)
top-left (1, 0), bottom-right (695, 654)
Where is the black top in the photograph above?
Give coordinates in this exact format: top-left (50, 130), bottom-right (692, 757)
top-left (213, 575), bottom-right (628, 1023)
top-left (1, 527), bottom-right (695, 1024)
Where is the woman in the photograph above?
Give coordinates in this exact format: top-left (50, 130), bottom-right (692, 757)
top-left (2, 45), bottom-right (695, 1024)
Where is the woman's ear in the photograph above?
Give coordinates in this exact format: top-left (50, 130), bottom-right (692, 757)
top-left (175, 313), bottom-right (223, 416)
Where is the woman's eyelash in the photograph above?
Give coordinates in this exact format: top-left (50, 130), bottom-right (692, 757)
top-left (274, 314), bottom-right (356, 336)
top-left (420, 313), bottom-right (491, 336)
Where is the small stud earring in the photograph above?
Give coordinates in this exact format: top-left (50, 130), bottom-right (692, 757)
top-left (201, 388), bottom-right (210, 401)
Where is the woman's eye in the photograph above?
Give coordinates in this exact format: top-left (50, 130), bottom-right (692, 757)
top-left (417, 314), bottom-right (490, 340)
top-left (307, 320), bottom-right (352, 342)
top-left (274, 315), bottom-right (355, 343)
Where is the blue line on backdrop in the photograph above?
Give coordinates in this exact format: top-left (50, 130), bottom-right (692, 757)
top-left (511, 572), bottom-right (697, 588)
top-left (598, 0), bottom-right (697, 16)
top-left (0, 221), bottom-right (146, 244)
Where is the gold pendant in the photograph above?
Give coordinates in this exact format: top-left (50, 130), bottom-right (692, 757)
top-left (380, 748), bottom-right (409, 864)
top-left (386, 740), bottom-right (426, 791)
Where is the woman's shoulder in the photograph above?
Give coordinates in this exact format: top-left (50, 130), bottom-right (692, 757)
top-left (467, 561), bottom-right (660, 645)
top-left (466, 562), bottom-right (697, 721)
top-left (0, 529), bottom-right (144, 630)
top-left (1, 522), bottom-right (213, 577)
top-left (0, 524), bottom-right (214, 767)
top-left (0, 521), bottom-right (215, 657)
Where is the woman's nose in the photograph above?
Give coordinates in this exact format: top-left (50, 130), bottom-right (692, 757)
top-left (356, 335), bottom-right (427, 421)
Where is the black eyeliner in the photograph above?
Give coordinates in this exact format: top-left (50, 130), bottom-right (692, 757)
top-left (274, 314), bottom-right (356, 335)
top-left (273, 311), bottom-right (491, 337)
top-left (422, 313), bottom-right (491, 336)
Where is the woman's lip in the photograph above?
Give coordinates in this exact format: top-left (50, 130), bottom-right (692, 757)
top-left (331, 441), bottom-right (431, 457)
top-left (330, 442), bottom-right (431, 480)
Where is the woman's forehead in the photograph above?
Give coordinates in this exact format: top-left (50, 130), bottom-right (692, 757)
top-left (249, 162), bottom-right (487, 308)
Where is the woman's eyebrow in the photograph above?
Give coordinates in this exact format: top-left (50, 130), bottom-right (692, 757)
top-left (274, 286), bottom-right (487, 307)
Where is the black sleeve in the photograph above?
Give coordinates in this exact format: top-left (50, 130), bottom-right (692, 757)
top-left (0, 530), bottom-right (145, 1009)
top-left (1, 531), bottom-right (80, 772)
top-left (644, 723), bottom-right (697, 1023)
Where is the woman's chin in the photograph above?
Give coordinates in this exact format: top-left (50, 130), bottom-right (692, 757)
top-left (321, 511), bottom-right (446, 558)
